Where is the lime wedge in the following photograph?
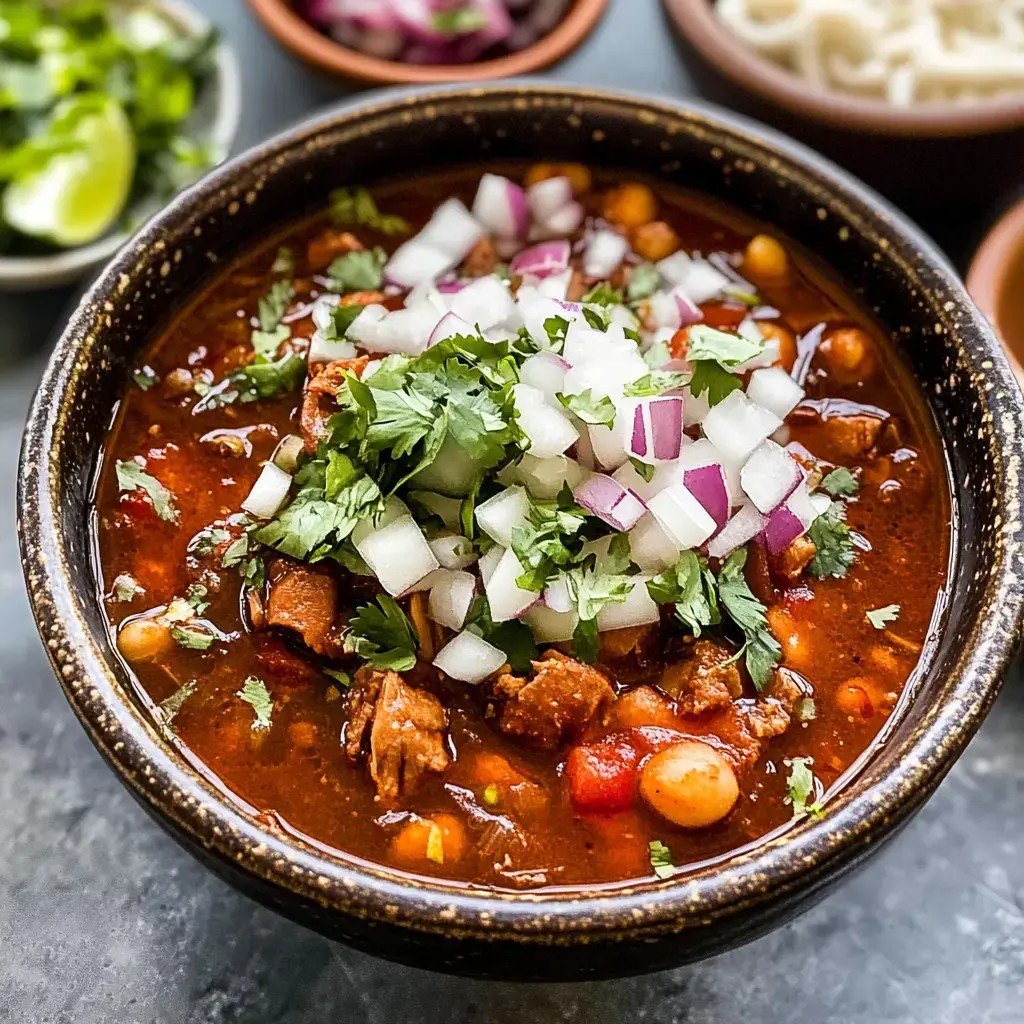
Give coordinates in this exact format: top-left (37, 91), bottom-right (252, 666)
top-left (3, 96), bottom-right (136, 247)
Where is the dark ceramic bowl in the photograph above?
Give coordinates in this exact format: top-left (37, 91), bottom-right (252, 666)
top-left (18, 83), bottom-right (1024, 981)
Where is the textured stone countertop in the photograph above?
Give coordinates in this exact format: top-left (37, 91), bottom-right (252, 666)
top-left (2, 2), bottom-right (1022, 1021)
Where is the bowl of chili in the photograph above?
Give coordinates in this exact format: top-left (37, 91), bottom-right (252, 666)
top-left (18, 83), bottom-right (1024, 980)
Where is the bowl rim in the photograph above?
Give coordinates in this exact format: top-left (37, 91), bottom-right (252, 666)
top-left (966, 194), bottom-right (1024, 381)
top-left (19, 80), bottom-right (1024, 947)
top-left (0, 0), bottom-right (242, 292)
top-left (245, 0), bottom-right (608, 84)
top-left (662, 0), bottom-right (1024, 139)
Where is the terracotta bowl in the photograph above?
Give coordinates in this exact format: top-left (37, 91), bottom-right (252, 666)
top-left (966, 195), bottom-right (1024, 385)
top-left (18, 83), bottom-right (1024, 981)
top-left (662, 0), bottom-right (1024, 210)
top-left (245, 0), bottom-right (608, 84)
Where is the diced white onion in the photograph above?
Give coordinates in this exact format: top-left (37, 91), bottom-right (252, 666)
top-left (354, 514), bottom-right (439, 596)
top-left (241, 462), bottom-right (292, 519)
top-left (474, 485), bottom-right (530, 548)
top-left (523, 604), bottom-right (578, 642)
top-left (427, 569), bottom-right (477, 631)
top-left (433, 630), bottom-right (507, 684)
top-left (428, 534), bottom-right (478, 570)
top-left (746, 366), bottom-right (806, 420)
top-left (519, 351), bottom-right (569, 401)
top-left (410, 435), bottom-right (480, 496)
top-left (707, 504), bottom-right (767, 560)
top-left (628, 513), bottom-right (682, 572)
top-left (596, 578), bottom-right (660, 632)
top-left (504, 453), bottom-right (586, 499)
top-left (701, 390), bottom-right (783, 466)
top-left (514, 383), bottom-right (579, 458)
top-left (483, 548), bottom-right (539, 622)
top-left (471, 173), bottom-right (528, 240)
top-left (647, 482), bottom-right (718, 550)
top-left (543, 575), bottom-right (573, 612)
top-left (583, 228), bottom-right (630, 279)
top-left (477, 543), bottom-right (504, 585)
top-left (740, 439), bottom-right (803, 513)
top-left (449, 274), bottom-right (518, 331)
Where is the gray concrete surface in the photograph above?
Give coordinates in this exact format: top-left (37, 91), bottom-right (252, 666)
top-left (2, 1), bottom-right (1022, 1021)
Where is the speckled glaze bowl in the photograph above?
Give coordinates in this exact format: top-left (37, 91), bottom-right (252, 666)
top-left (18, 83), bottom-right (1024, 980)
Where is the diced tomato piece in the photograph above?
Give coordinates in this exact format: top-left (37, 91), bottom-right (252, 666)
top-left (566, 739), bottom-right (642, 814)
top-left (700, 303), bottom-right (748, 329)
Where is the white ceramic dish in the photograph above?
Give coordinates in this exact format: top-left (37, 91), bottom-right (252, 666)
top-left (0, 0), bottom-right (241, 293)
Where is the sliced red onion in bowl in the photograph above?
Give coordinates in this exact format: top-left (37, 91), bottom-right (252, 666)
top-left (508, 239), bottom-right (571, 279)
top-left (706, 504), bottom-right (767, 560)
top-left (573, 474), bottom-right (648, 531)
top-left (740, 440), bottom-right (803, 514)
top-left (583, 228), bottom-right (630, 280)
top-left (472, 173), bottom-right (528, 240)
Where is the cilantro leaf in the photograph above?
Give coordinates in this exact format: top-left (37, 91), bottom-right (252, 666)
top-left (133, 366), bottom-right (158, 390)
top-left (158, 679), bottom-right (197, 738)
top-left (190, 526), bottom-right (231, 557)
top-left (232, 351), bottom-right (306, 402)
top-left (820, 467), bottom-right (859, 498)
top-left (648, 840), bottom-right (677, 879)
top-left (622, 371), bottom-right (690, 398)
top-left (686, 324), bottom-right (763, 365)
top-left (327, 247), bottom-right (385, 292)
top-left (543, 315), bottom-right (569, 351)
top-left (466, 596), bottom-right (538, 673)
top-left (112, 573), bottom-right (145, 603)
top-left (271, 246), bottom-right (294, 273)
top-left (628, 263), bottom-right (661, 302)
top-left (688, 359), bottom-right (744, 407)
top-left (329, 187), bottom-right (410, 235)
top-left (567, 567), bottom-right (635, 622)
top-left (808, 501), bottom-right (856, 579)
top-left (510, 493), bottom-right (588, 592)
top-left (258, 279), bottom-right (294, 333)
top-left (647, 551), bottom-right (720, 637)
top-left (644, 339), bottom-right (671, 369)
top-left (115, 458), bottom-right (177, 522)
top-left (786, 757), bottom-right (824, 818)
top-left (346, 595), bottom-right (419, 671)
top-left (250, 324), bottom-right (290, 360)
top-left (717, 548), bottom-right (781, 690)
top-left (629, 457), bottom-right (656, 483)
top-left (556, 389), bottom-right (616, 426)
top-left (432, 6), bottom-right (488, 33)
top-left (185, 583), bottom-right (209, 615)
top-left (572, 617), bottom-right (600, 665)
top-left (582, 282), bottom-right (623, 306)
top-left (237, 676), bottom-right (273, 730)
top-left (170, 624), bottom-right (217, 650)
top-left (866, 604), bottom-right (900, 629)
top-left (582, 306), bottom-right (609, 331)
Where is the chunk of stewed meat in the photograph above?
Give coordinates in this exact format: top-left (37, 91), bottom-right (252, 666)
top-left (344, 668), bottom-right (450, 801)
top-left (494, 650), bottom-right (615, 749)
top-left (660, 640), bottom-right (743, 715)
top-left (265, 559), bottom-right (340, 656)
top-left (300, 388), bottom-right (333, 454)
top-left (740, 697), bottom-right (792, 740)
top-left (773, 535), bottom-right (817, 581)
top-left (306, 355), bottom-right (372, 395)
top-left (462, 235), bottom-right (498, 277)
top-left (306, 229), bottom-right (363, 270)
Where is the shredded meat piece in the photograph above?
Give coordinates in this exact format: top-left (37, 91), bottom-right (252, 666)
top-left (660, 640), bottom-right (743, 715)
top-left (740, 698), bottom-right (791, 740)
top-left (300, 388), bottom-right (333, 454)
top-left (599, 624), bottom-right (657, 661)
top-left (770, 667), bottom-right (811, 710)
top-left (828, 414), bottom-right (886, 460)
top-left (495, 650), bottom-right (615, 749)
top-left (462, 236), bottom-right (498, 277)
top-left (266, 559), bottom-right (339, 655)
top-left (306, 229), bottom-right (363, 270)
top-left (774, 535), bottom-right (817, 580)
top-left (344, 668), bottom-right (450, 801)
top-left (306, 355), bottom-right (372, 394)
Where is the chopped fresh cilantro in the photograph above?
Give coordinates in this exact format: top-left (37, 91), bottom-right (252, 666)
top-left (808, 500), bottom-right (856, 579)
top-left (237, 676), bottom-right (273, 730)
top-left (460, 476), bottom-right (482, 541)
top-left (628, 263), bottom-right (661, 302)
top-left (232, 351), bottom-right (306, 403)
top-left (221, 534), bottom-right (248, 567)
top-left (329, 187), bottom-right (410, 235)
top-left (794, 697), bottom-right (817, 722)
top-left (629, 457), bottom-right (656, 483)
top-left (346, 595), bottom-right (419, 671)
top-left (622, 371), bottom-right (690, 398)
top-left (169, 624), bottom-right (216, 650)
top-left (688, 359), bottom-right (744, 406)
top-left (323, 667), bottom-right (351, 688)
top-left (327, 247), bottom-right (385, 293)
top-left (543, 315), bottom-right (569, 351)
top-left (643, 338), bottom-right (671, 369)
top-left (717, 548), bottom-right (781, 690)
top-left (722, 284), bottom-right (760, 306)
top-left (510, 491), bottom-right (588, 592)
top-left (190, 526), bottom-right (231, 557)
top-left (465, 596), bottom-right (538, 673)
top-left (566, 567), bottom-right (635, 662)
top-left (866, 604), bottom-right (900, 629)
top-left (115, 458), bottom-right (177, 522)
top-left (185, 583), bottom-right (209, 615)
top-left (432, 6), bottom-right (488, 33)
top-left (820, 467), bottom-right (859, 498)
top-left (257, 278), bottom-right (294, 334)
top-left (685, 324), bottom-right (763, 365)
top-left (647, 551), bottom-right (720, 638)
top-left (271, 246), bottom-right (295, 273)
top-left (582, 306), bottom-right (609, 331)
top-left (786, 757), bottom-right (824, 818)
top-left (244, 556), bottom-right (266, 591)
top-left (572, 617), bottom-right (600, 665)
top-left (604, 533), bottom-right (633, 574)
top-left (582, 282), bottom-right (623, 306)
top-left (158, 680), bottom-right (197, 738)
top-left (649, 840), bottom-right (677, 879)
top-left (250, 324), bottom-right (289, 361)
top-left (112, 573), bottom-right (144, 603)
top-left (133, 366), bottom-right (158, 390)
top-left (556, 389), bottom-right (616, 426)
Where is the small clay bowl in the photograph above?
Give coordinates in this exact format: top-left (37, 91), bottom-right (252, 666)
top-left (966, 195), bottom-right (1024, 385)
top-left (246, 0), bottom-right (608, 84)
top-left (662, 0), bottom-right (1024, 209)
top-left (18, 83), bottom-right (1024, 980)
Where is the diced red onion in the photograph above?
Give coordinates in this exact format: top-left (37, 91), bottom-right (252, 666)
top-left (583, 228), bottom-right (630, 279)
top-left (472, 173), bottom-right (528, 240)
top-left (647, 483), bottom-right (717, 549)
top-left (707, 504), bottom-right (767, 560)
top-left (433, 630), bottom-right (506, 684)
top-left (308, 330), bottom-right (357, 364)
top-left (740, 440), bottom-right (803, 513)
top-left (242, 462), bottom-right (292, 519)
top-left (427, 311), bottom-right (474, 347)
top-left (528, 177), bottom-right (573, 222)
top-left (516, 286), bottom-right (580, 347)
top-left (573, 474), bottom-right (648, 531)
top-left (646, 288), bottom-right (703, 332)
top-left (683, 464), bottom-right (730, 529)
top-left (449, 274), bottom-right (518, 330)
top-left (763, 506), bottom-right (804, 556)
top-left (573, 424), bottom-right (596, 470)
top-left (746, 366), bottom-right (806, 420)
top-left (628, 396), bottom-right (685, 465)
top-left (519, 351), bottom-right (570, 399)
top-left (436, 279), bottom-right (468, 294)
top-left (509, 240), bottom-right (571, 279)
